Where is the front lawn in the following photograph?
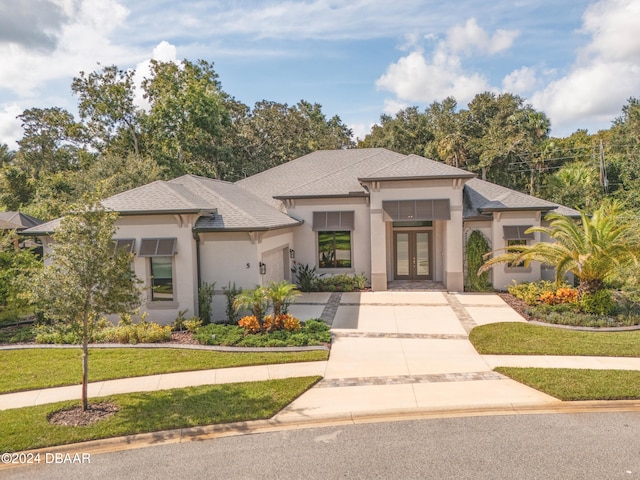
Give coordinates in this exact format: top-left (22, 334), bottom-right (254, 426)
top-left (470, 322), bottom-right (640, 357)
top-left (0, 348), bottom-right (328, 394)
top-left (0, 376), bottom-right (320, 452)
top-left (496, 368), bottom-right (640, 401)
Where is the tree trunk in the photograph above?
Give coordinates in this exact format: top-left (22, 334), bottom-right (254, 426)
top-left (82, 313), bottom-right (89, 411)
top-left (577, 278), bottom-right (604, 298)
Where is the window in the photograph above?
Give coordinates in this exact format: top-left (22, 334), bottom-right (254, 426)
top-left (113, 238), bottom-right (135, 253)
top-left (507, 239), bottom-right (527, 268)
top-left (139, 238), bottom-right (177, 303)
top-left (503, 225), bottom-right (533, 269)
top-left (150, 257), bottom-right (174, 301)
top-left (318, 231), bottom-right (351, 268)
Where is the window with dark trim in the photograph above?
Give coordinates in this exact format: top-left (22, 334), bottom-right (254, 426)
top-left (113, 238), bottom-right (136, 253)
top-left (506, 239), bottom-right (527, 268)
top-left (318, 231), bottom-right (352, 268)
top-left (150, 257), bottom-right (174, 301)
top-left (139, 238), bottom-right (177, 302)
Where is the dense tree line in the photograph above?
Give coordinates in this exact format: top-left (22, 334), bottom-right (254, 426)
top-left (1, 57), bottom-right (640, 221)
top-left (0, 60), bottom-right (353, 220)
top-left (361, 94), bottom-right (640, 212)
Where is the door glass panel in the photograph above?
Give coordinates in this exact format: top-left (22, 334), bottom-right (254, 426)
top-left (416, 232), bottom-right (430, 276)
top-left (396, 233), bottom-right (409, 276)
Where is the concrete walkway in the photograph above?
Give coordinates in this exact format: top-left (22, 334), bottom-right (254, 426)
top-left (2, 292), bottom-right (640, 417)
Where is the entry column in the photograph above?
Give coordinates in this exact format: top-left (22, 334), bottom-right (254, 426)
top-left (370, 209), bottom-right (387, 291)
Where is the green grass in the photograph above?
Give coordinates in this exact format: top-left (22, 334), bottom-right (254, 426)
top-left (469, 322), bottom-right (640, 357)
top-left (496, 367), bottom-right (640, 401)
top-left (0, 348), bottom-right (328, 394)
top-left (0, 376), bottom-right (320, 452)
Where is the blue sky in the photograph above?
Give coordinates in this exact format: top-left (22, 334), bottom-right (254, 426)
top-left (1, 0), bottom-right (639, 148)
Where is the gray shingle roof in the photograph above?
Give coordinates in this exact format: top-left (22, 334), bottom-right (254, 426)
top-left (237, 148), bottom-right (474, 206)
top-left (360, 154), bottom-right (475, 181)
top-left (463, 178), bottom-right (580, 219)
top-left (0, 212), bottom-right (43, 230)
top-left (21, 217), bottom-right (62, 236)
top-left (24, 176), bottom-right (301, 234)
top-left (167, 175), bottom-right (302, 231)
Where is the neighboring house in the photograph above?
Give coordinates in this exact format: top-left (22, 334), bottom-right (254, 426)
top-left (0, 212), bottom-right (43, 232)
top-left (23, 148), bottom-right (578, 324)
top-left (0, 212), bottom-right (43, 251)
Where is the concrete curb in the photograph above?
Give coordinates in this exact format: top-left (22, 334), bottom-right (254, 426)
top-left (527, 320), bottom-right (640, 332)
top-left (3, 400), bottom-right (640, 470)
top-left (0, 343), bottom-right (329, 352)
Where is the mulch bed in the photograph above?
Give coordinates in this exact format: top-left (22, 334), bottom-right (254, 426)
top-left (48, 402), bottom-right (119, 426)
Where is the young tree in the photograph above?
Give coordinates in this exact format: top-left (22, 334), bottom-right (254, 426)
top-left (30, 197), bottom-right (140, 410)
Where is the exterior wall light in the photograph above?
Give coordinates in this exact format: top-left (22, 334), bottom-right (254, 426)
top-left (289, 249), bottom-right (295, 259)
top-left (259, 262), bottom-right (266, 275)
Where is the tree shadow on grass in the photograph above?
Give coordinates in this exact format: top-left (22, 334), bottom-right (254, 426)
top-left (112, 378), bottom-right (320, 446)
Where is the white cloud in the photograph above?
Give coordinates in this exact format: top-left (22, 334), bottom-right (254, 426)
top-left (152, 41), bottom-right (178, 62)
top-left (581, 0), bottom-right (640, 63)
top-left (503, 66), bottom-right (538, 94)
top-left (0, 0), bottom-right (138, 97)
top-left (447, 18), bottom-right (519, 56)
top-left (382, 98), bottom-right (409, 116)
top-left (132, 41), bottom-right (180, 110)
top-left (531, 0), bottom-right (640, 134)
top-left (376, 47), bottom-right (490, 106)
top-left (348, 122), bottom-right (371, 142)
top-left (0, 104), bottom-right (24, 149)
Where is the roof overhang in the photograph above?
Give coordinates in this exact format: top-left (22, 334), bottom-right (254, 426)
top-left (358, 174), bottom-right (475, 182)
top-left (273, 192), bottom-right (368, 201)
top-left (478, 206), bottom-right (559, 214)
top-left (194, 219), bottom-right (304, 233)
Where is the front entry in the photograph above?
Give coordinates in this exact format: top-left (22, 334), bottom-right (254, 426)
top-left (393, 231), bottom-right (432, 280)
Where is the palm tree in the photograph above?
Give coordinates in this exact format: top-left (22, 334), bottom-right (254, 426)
top-left (266, 281), bottom-right (301, 316)
top-left (479, 201), bottom-right (640, 296)
top-left (232, 286), bottom-right (269, 328)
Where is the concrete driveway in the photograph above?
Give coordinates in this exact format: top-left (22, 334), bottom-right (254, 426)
top-left (275, 291), bottom-right (559, 422)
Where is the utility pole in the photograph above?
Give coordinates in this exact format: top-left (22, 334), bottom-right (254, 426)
top-left (599, 140), bottom-right (609, 194)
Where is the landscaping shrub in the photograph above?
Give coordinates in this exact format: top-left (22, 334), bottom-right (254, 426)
top-left (223, 282), bottom-right (242, 324)
top-left (291, 262), bottom-right (322, 292)
top-left (34, 313), bottom-right (172, 345)
top-left (195, 319), bottom-right (330, 347)
top-left (316, 273), bottom-right (368, 292)
top-left (193, 323), bottom-right (244, 345)
top-left (198, 282), bottom-right (215, 325)
top-left (580, 290), bottom-right (615, 315)
top-left (100, 322), bottom-right (172, 344)
top-left (508, 280), bottom-right (560, 305)
top-left (183, 317), bottom-right (202, 333)
top-left (238, 315), bottom-right (261, 334)
top-left (465, 230), bottom-right (492, 292)
top-left (171, 309), bottom-right (189, 331)
top-left (539, 287), bottom-right (579, 305)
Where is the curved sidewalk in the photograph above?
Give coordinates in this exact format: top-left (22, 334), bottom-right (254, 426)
top-left (2, 292), bottom-right (640, 417)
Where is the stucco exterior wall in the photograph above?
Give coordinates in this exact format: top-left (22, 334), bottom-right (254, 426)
top-left (114, 214), bottom-right (199, 325)
top-left (366, 178), bottom-right (466, 291)
top-left (487, 211), bottom-right (543, 290)
top-left (285, 197), bottom-right (371, 280)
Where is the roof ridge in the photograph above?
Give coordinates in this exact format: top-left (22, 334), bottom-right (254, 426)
top-left (361, 151), bottom-right (416, 178)
top-left (178, 175), bottom-right (265, 225)
top-left (275, 149), bottom-right (394, 196)
top-left (156, 181), bottom-right (208, 209)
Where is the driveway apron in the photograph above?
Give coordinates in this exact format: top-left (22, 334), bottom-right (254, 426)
top-left (275, 291), bottom-right (559, 422)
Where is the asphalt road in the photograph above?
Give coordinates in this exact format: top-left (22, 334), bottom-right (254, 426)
top-left (4, 412), bottom-right (640, 479)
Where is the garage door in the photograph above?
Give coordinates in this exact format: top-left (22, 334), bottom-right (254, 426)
top-left (261, 247), bottom-right (289, 283)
